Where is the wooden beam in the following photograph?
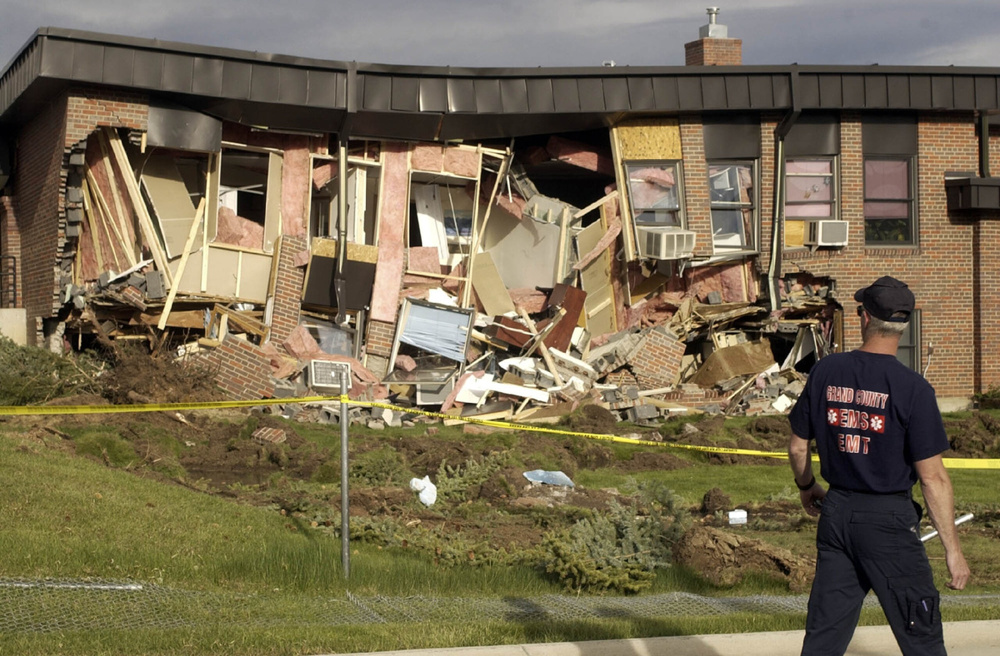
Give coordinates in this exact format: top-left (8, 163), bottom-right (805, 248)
top-left (97, 130), bottom-right (140, 265)
top-left (518, 307), bottom-right (564, 387)
top-left (104, 128), bottom-right (172, 283)
top-left (157, 198), bottom-right (206, 330)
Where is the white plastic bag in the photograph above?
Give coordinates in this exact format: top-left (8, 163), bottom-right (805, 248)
top-left (409, 476), bottom-right (437, 507)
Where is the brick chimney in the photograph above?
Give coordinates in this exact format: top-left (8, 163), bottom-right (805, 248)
top-left (685, 7), bottom-right (742, 66)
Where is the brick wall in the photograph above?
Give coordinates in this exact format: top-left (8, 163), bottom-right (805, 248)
top-left (269, 235), bottom-right (306, 345)
top-left (0, 195), bottom-right (21, 306)
top-left (629, 326), bottom-right (686, 390)
top-left (205, 335), bottom-right (275, 400)
top-left (9, 94), bottom-right (68, 342)
top-left (65, 88), bottom-right (147, 145)
top-left (6, 87), bottom-right (147, 343)
top-left (779, 113), bottom-right (978, 398)
top-left (684, 39), bottom-right (742, 66)
top-left (679, 118), bottom-right (712, 257)
top-left (364, 318), bottom-right (396, 377)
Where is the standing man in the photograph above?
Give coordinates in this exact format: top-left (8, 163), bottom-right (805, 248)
top-left (788, 276), bottom-right (970, 656)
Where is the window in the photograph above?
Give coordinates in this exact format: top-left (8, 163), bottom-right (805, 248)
top-left (625, 161), bottom-right (683, 227)
top-left (708, 161), bottom-right (756, 252)
top-left (896, 310), bottom-right (921, 372)
top-left (864, 157), bottom-right (914, 244)
top-left (784, 157), bottom-right (837, 248)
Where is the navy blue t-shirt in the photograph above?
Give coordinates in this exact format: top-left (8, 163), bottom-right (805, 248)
top-left (788, 350), bottom-right (950, 493)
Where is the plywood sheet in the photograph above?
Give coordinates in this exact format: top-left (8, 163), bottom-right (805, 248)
top-left (615, 119), bottom-right (682, 160)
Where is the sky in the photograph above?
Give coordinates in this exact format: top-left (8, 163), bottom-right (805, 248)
top-left (1, 1), bottom-right (998, 71)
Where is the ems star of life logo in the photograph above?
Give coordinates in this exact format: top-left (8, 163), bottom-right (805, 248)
top-left (826, 408), bottom-right (886, 434)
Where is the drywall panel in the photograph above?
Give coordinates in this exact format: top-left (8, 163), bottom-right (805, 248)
top-left (140, 151), bottom-right (200, 259)
top-left (483, 208), bottom-right (560, 289)
top-left (171, 246), bottom-right (270, 303)
top-left (471, 251), bottom-right (515, 316)
top-left (263, 151), bottom-right (283, 252)
top-left (614, 119), bottom-right (681, 160)
top-left (576, 220), bottom-right (616, 336)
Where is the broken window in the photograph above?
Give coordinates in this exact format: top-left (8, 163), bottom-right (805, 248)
top-left (216, 147), bottom-right (282, 252)
top-left (409, 180), bottom-right (475, 268)
top-left (625, 161), bottom-right (683, 227)
top-left (708, 161), bottom-right (756, 252)
top-left (309, 158), bottom-right (380, 246)
top-left (784, 158), bottom-right (837, 248)
top-left (385, 298), bottom-right (475, 383)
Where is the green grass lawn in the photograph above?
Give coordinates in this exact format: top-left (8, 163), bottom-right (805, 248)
top-left (2, 420), bottom-right (998, 656)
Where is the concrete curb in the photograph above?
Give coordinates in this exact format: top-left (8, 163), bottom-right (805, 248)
top-left (328, 620), bottom-right (1000, 656)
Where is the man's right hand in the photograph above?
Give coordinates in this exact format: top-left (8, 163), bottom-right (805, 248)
top-left (799, 483), bottom-right (826, 517)
top-left (945, 550), bottom-right (970, 590)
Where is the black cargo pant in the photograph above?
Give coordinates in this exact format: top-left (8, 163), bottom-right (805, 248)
top-left (800, 487), bottom-right (946, 656)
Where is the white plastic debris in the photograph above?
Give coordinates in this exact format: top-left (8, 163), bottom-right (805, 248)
top-left (409, 476), bottom-right (437, 507)
top-left (728, 509), bottom-right (747, 525)
top-left (771, 394), bottom-right (794, 412)
top-left (523, 470), bottom-right (575, 488)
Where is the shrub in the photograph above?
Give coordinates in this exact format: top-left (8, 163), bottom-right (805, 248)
top-left (541, 481), bottom-right (688, 594)
top-left (0, 336), bottom-right (102, 405)
top-left (435, 451), bottom-right (510, 502)
top-left (351, 447), bottom-right (410, 486)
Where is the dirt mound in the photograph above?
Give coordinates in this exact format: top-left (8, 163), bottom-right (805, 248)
top-left (944, 412), bottom-right (1000, 458)
top-left (701, 487), bottom-right (731, 513)
top-left (101, 344), bottom-right (222, 405)
top-left (618, 450), bottom-right (690, 473)
top-left (566, 404), bottom-right (618, 434)
top-left (674, 525), bottom-right (814, 591)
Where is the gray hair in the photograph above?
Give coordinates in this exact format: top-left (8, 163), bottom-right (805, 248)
top-left (863, 314), bottom-right (908, 339)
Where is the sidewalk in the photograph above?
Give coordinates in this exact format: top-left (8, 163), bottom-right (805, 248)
top-left (331, 620), bottom-right (999, 656)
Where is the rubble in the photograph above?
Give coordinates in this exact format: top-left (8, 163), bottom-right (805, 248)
top-left (50, 118), bottom-right (838, 428)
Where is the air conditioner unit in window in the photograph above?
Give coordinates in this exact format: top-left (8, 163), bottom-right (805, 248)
top-left (804, 220), bottom-right (849, 248)
top-left (636, 226), bottom-right (696, 260)
top-left (309, 360), bottom-right (352, 392)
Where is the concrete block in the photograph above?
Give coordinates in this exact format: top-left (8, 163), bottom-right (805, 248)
top-left (145, 270), bottom-right (167, 299)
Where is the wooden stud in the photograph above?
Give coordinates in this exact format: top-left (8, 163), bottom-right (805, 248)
top-left (157, 198), bottom-right (206, 330)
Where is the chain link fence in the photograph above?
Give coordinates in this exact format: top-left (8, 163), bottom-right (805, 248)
top-left (3, 578), bottom-right (999, 634)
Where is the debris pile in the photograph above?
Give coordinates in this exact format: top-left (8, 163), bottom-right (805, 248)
top-left (56, 124), bottom-right (838, 423)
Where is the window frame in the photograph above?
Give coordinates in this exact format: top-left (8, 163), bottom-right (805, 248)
top-left (707, 159), bottom-right (758, 254)
top-left (895, 309), bottom-right (921, 372)
top-left (783, 155), bottom-right (839, 249)
top-left (863, 155), bottom-right (916, 246)
top-left (623, 159), bottom-right (686, 229)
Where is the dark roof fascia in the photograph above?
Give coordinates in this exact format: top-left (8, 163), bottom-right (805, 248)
top-left (4, 28), bottom-right (1000, 142)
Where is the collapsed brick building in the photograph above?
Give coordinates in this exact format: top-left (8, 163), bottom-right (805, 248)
top-left (1, 14), bottom-right (999, 414)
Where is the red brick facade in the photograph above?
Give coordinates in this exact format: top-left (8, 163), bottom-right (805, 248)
top-left (630, 327), bottom-right (687, 390)
top-left (206, 335), bottom-right (276, 400)
top-left (685, 38), bottom-right (743, 66)
top-left (5, 87), bottom-right (147, 343)
top-left (269, 235), bottom-right (307, 346)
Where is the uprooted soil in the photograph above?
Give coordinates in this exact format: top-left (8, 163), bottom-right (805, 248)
top-left (10, 366), bottom-right (1000, 593)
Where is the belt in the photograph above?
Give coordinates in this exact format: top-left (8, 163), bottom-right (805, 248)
top-left (829, 486), bottom-right (910, 498)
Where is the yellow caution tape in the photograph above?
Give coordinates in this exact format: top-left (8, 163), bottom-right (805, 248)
top-left (0, 396), bottom-right (343, 416)
top-left (1, 396), bottom-right (997, 469)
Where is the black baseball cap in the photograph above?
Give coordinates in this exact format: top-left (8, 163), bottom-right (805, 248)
top-left (853, 276), bottom-right (914, 322)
